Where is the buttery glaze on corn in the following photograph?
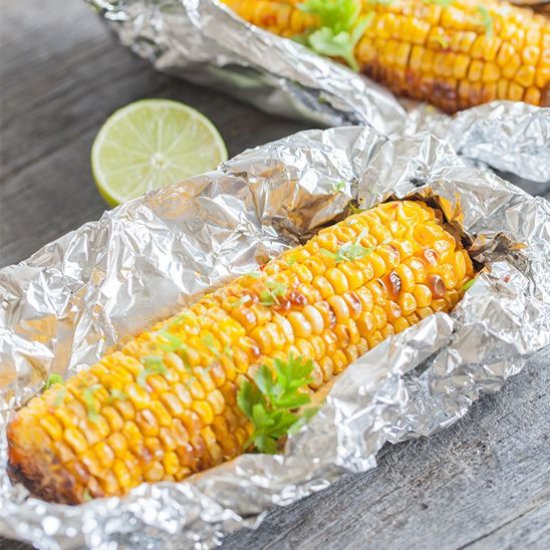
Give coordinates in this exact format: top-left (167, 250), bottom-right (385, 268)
top-left (7, 200), bottom-right (475, 504)
top-left (222, 0), bottom-right (550, 113)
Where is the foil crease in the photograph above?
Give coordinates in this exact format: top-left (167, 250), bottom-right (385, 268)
top-left (1, 126), bottom-right (550, 548)
top-left (85, 0), bottom-right (550, 184)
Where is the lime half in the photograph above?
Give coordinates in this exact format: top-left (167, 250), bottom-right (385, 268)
top-left (91, 99), bottom-right (228, 206)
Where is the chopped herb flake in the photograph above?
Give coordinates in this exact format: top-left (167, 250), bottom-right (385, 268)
top-left (259, 280), bottom-right (287, 306)
top-left (321, 229), bottom-right (373, 264)
top-left (422, 0), bottom-right (454, 6)
top-left (462, 278), bottom-right (477, 292)
top-left (230, 295), bottom-right (252, 308)
top-left (331, 180), bottom-right (346, 193)
top-left (476, 5), bottom-right (493, 38)
top-left (45, 373), bottom-right (64, 390)
top-left (108, 389), bottom-right (128, 403)
top-left (83, 384), bottom-right (102, 423)
top-left (430, 35), bottom-right (449, 49)
top-left (201, 333), bottom-right (222, 358)
top-left (138, 356), bottom-right (168, 388)
top-left (349, 202), bottom-right (365, 215)
top-left (53, 387), bottom-right (67, 408)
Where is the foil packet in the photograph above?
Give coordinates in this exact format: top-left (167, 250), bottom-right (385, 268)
top-left (85, 0), bottom-right (550, 184)
top-left (1, 126), bottom-right (549, 549)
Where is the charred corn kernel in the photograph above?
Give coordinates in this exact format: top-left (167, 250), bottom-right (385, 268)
top-left (7, 200), bottom-right (474, 504)
top-left (222, 0), bottom-right (549, 113)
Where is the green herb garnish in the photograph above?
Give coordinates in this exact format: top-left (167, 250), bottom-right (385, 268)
top-left (170, 312), bottom-right (195, 328)
top-left (83, 384), bottom-right (102, 423)
top-left (259, 280), bottom-right (287, 306)
top-left (243, 270), bottom-right (262, 279)
top-left (331, 180), bottom-right (346, 193)
top-left (476, 5), bottom-right (493, 38)
top-left (82, 488), bottom-right (92, 502)
top-left (108, 389), bottom-right (128, 404)
top-left (237, 355), bottom-right (315, 454)
top-left (201, 333), bottom-right (222, 358)
top-left (138, 356), bottom-right (168, 388)
top-left (157, 330), bottom-right (191, 370)
top-left (45, 373), bottom-right (64, 390)
top-left (53, 387), bottom-right (67, 407)
top-left (462, 278), bottom-right (477, 292)
top-left (430, 35), bottom-right (449, 49)
top-left (230, 295), bottom-right (252, 308)
top-left (321, 229), bottom-right (373, 263)
top-left (349, 202), bottom-right (365, 215)
top-left (298, 0), bottom-right (373, 71)
top-left (422, 0), bottom-right (454, 6)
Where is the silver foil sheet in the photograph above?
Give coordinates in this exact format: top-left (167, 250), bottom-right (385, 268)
top-left (1, 126), bottom-right (549, 549)
top-left (85, 0), bottom-right (550, 184)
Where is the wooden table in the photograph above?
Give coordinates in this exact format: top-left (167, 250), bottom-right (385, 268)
top-left (1, 1), bottom-right (549, 548)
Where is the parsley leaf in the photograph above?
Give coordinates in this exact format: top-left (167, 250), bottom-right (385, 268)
top-left (299, 0), bottom-right (361, 34)
top-left (237, 355), bottom-right (316, 454)
top-left (297, 0), bottom-right (373, 71)
top-left (308, 15), bottom-right (372, 72)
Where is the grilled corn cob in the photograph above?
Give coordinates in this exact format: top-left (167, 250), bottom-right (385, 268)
top-left (222, 0), bottom-right (550, 113)
top-left (7, 200), bottom-right (475, 504)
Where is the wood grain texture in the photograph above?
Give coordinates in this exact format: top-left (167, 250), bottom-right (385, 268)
top-left (1, 0), bottom-right (549, 549)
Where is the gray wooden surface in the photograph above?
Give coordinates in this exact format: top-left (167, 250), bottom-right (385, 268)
top-left (0, 1), bottom-right (549, 549)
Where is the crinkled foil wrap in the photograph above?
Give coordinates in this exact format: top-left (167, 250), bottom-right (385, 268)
top-left (1, 126), bottom-right (549, 548)
top-left (84, 0), bottom-right (550, 184)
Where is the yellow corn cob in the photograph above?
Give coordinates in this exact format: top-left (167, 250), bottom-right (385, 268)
top-left (7, 200), bottom-right (475, 504)
top-left (222, 0), bottom-right (550, 113)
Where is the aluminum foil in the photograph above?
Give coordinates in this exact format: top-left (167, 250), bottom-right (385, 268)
top-left (85, 0), bottom-right (550, 184)
top-left (1, 126), bottom-right (549, 549)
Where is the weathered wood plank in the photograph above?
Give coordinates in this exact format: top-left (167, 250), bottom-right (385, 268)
top-left (0, 0), bottom-right (310, 268)
top-left (222, 350), bottom-right (550, 550)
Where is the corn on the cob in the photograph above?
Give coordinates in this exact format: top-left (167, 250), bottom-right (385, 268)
top-left (7, 200), bottom-right (475, 504)
top-left (222, 0), bottom-right (550, 113)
